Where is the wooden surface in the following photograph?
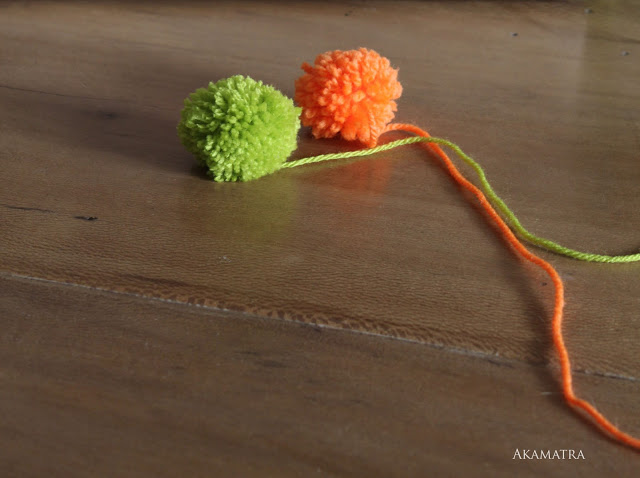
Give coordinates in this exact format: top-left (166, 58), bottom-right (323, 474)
top-left (1, 0), bottom-right (639, 476)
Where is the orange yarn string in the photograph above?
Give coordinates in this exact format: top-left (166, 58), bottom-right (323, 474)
top-left (382, 122), bottom-right (640, 450)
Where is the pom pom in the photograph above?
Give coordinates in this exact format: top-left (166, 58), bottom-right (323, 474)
top-left (294, 48), bottom-right (402, 148)
top-left (177, 75), bottom-right (301, 182)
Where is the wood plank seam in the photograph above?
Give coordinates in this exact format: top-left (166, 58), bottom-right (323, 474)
top-left (2, 270), bottom-right (638, 385)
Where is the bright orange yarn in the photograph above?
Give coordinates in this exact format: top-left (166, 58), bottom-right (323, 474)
top-left (294, 48), bottom-right (402, 147)
top-left (292, 47), bottom-right (640, 451)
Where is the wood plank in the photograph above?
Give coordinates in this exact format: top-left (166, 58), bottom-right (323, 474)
top-left (1, 273), bottom-right (639, 477)
top-left (1, 1), bottom-right (639, 379)
top-left (1, 0), bottom-right (640, 468)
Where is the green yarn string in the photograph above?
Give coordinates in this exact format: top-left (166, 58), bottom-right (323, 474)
top-left (282, 136), bottom-right (640, 263)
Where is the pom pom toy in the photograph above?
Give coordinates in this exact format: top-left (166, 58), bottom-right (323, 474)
top-left (177, 75), bottom-right (301, 181)
top-left (294, 48), bottom-right (402, 147)
top-left (177, 51), bottom-right (640, 451)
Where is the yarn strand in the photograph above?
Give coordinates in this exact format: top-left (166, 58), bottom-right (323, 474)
top-left (285, 124), bottom-right (640, 450)
top-left (380, 123), bottom-right (640, 451)
top-left (283, 134), bottom-right (639, 263)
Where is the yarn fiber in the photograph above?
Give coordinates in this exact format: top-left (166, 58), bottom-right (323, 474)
top-left (178, 75), bottom-right (301, 182)
top-left (294, 48), bottom-right (402, 147)
top-left (175, 48), bottom-right (640, 451)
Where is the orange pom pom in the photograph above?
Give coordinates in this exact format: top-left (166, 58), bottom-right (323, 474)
top-left (294, 48), bottom-right (402, 148)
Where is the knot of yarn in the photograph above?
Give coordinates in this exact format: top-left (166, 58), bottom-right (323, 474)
top-left (294, 48), bottom-right (402, 148)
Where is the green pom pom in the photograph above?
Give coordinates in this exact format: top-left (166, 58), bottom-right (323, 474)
top-left (177, 75), bottom-right (301, 182)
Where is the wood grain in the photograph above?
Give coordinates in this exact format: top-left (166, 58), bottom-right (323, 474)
top-left (2, 273), bottom-right (640, 477)
top-left (1, 0), bottom-right (640, 474)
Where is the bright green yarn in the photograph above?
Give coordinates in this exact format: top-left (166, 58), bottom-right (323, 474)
top-left (178, 75), bottom-right (301, 181)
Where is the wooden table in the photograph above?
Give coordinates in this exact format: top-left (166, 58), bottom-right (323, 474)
top-left (2, 1), bottom-right (639, 476)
